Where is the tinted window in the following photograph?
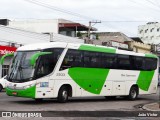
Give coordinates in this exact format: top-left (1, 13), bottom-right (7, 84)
top-left (84, 51), bottom-right (101, 68)
top-left (135, 57), bottom-right (145, 70)
top-left (101, 53), bottom-right (117, 69)
top-left (145, 58), bottom-right (157, 70)
top-left (60, 49), bottom-right (83, 70)
top-left (60, 49), bottom-right (157, 71)
top-left (35, 48), bottom-right (63, 78)
top-left (117, 55), bottom-right (131, 70)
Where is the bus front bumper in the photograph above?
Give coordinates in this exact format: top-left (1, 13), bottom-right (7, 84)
top-left (5, 86), bottom-right (36, 99)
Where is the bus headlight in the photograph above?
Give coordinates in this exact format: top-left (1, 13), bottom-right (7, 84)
top-left (23, 84), bottom-right (35, 89)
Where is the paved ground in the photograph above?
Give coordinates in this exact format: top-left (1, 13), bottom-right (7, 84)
top-left (0, 87), bottom-right (159, 119)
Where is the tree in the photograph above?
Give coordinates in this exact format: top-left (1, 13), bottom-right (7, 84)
top-left (96, 33), bottom-right (99, 40)
top-left (77, 31), bottom-right (82, 38)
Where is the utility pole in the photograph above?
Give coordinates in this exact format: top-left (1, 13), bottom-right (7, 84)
top-left (88, 20), bottom-right (101, 39)
top-left (50, 32), bottom-right (53, 42)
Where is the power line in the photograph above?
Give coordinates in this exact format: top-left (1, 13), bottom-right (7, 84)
top-left (7, 0), bottom-right (160, 25)
top-left (101, 20), bottom-right (149, 23)
top-left (97, 22), bottom-right (138, 37)
top-left (144, 0), bottom-right (160, 8)
top-left (12, 0), bottom-right (158, 37)
top-left (128, 0), bottom-right (160, 12)
top-left (23, 0), bottom-right (96, 21)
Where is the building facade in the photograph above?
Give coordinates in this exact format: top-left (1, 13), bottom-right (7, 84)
top-left (85, 32), bottom-right (132, 50)
top-left (138, 22), bottom-right (160, 44)
top-left (7, 19), bottom-right (96, 38)
top-left (0, 41), bottom-right (19, 78)
top-left (85, 32), bottom-right (151, 53)
top-left (126, 41), bottom-right (151, 53)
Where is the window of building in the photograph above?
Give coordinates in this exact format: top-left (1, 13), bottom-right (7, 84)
top-left (139, 30), bottom-right (143, 34)
top-left (151, 36), bottom-right (154, 39)
top-left (150, 28), bottom-right (154, 32)
top-left (145, 29), bottom-right (148, 33)
top-left (157, 28), bottom-right (160, 32)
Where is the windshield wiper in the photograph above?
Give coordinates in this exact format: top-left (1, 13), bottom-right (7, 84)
top-left (8, 61), bottom-right (19, 81)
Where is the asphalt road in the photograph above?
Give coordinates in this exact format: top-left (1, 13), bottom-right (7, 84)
top-left (0, 87), bottom-right (159, 120)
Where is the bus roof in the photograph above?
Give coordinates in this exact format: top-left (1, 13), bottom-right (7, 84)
top-left (17, 42), bottom-right (158, 58)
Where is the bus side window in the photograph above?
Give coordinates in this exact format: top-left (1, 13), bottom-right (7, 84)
top-left (101, 53), bottom-right (117, 69)
top-left (35, 48), bottom-right (64, 79)
top-left (135, 57), bottom-right (145, 70)
top-left (144, 58), bottom-right (157, 71)
top-left (117, 55), bottom-right (131, 70)
top-left (60, 49), bottom-right (83, 70)
top-left (83, 51), bottom-right (101, 68)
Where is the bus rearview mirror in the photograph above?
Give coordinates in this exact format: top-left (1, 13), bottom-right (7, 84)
top-left (0, 53), bottom-right (14, 65)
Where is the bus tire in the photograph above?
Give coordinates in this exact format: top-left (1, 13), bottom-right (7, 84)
top-left (128, 86), bottom-right (138, 100)
top-left (0, 84), bottom-right (3, 92)
top-left (58, 86), bottom-right (68, 103)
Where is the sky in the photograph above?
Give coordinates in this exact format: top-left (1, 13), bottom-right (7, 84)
top-left (0, 0), bottom-right (160, 37)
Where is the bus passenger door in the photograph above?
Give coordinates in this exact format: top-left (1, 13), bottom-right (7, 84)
top-left (112, 81), bottom-right (125, 95)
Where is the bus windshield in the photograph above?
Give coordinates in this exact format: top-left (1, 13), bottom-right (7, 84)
top-left (7, 48), bottom-right (64, 83)
top-left (7, 51), bottom-right (39, 83)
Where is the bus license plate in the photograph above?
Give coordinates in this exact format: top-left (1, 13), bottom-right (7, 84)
top-left (12, 92), bottom-right (17, 96)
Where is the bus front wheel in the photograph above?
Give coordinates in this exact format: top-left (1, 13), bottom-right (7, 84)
top-left (128, 86), bottom-right (138, 100)
top-left (58, 86), bottom-right (68, 103)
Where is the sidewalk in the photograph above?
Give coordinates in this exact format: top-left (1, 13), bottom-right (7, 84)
top-left (143, 102), bottom-right (160, 111)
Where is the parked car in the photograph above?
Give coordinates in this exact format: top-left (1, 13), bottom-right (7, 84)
top-left (0, 75), bottom-right (7, 92)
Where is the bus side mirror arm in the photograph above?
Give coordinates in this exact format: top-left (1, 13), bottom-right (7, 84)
top-left (30, 52), bottom-right (52, 66)
top-left (0, 53), bottom-right (14, 65)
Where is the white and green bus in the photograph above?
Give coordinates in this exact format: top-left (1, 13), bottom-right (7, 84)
top-left (2, 42), bottom-right (158, 102)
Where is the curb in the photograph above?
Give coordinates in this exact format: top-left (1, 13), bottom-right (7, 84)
top-left (143, 103), bottom-right (160, 111)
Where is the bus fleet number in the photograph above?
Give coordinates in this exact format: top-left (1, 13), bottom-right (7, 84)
top-left (56, 73), bottom-right (65, 76)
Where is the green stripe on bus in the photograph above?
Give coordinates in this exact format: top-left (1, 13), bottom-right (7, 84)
top-left (79, 45), bottom-right (116, 53)
top-left (68, 67), bottom-right (110, 94)
top-left (137, 53), bottom-right (156, 91)
top-left (137, 70), bottom-right (155, 91)
top-left (145, 53), bottom-right (158, 58)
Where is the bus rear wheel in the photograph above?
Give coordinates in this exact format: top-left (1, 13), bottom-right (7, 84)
top-left (128, 86), bottom-right (138, 100)
top-left (58, 86), bottom-right (68, 103)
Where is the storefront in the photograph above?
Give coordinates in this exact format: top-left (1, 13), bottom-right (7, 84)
top-left (0, 45), bottom-right (17, 78)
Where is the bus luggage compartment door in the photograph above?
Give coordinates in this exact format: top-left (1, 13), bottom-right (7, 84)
top-left (112, 81), bottom-right (125, 95)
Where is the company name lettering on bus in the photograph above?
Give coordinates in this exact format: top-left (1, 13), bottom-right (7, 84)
top-left (121, 74), bottom-right (136, 77)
